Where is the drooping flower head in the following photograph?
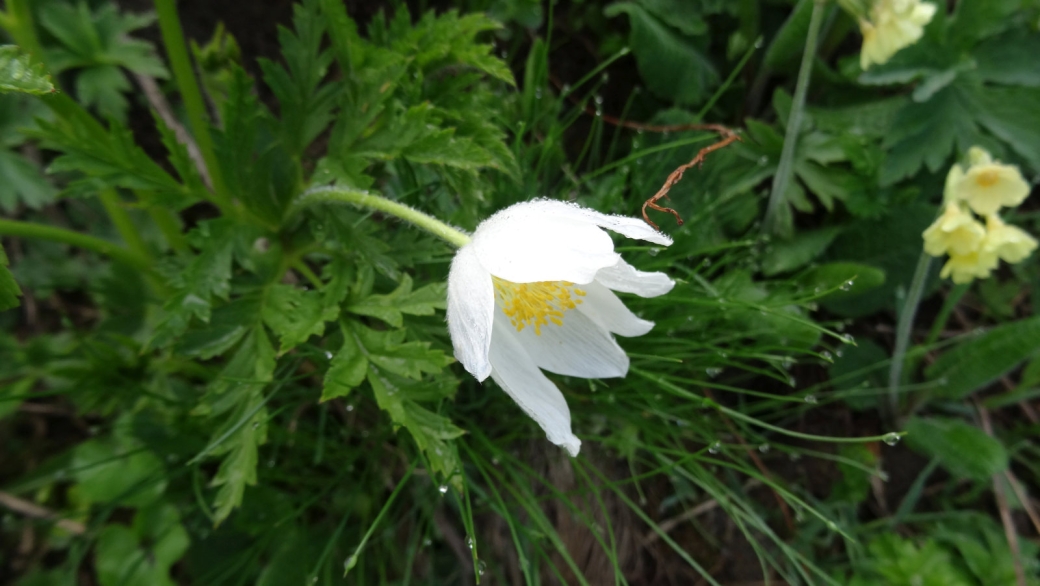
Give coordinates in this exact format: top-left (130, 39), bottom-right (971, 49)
top-left (984, 214), bottom-right (1038, 264)
top-left (947, 147), bottom-right (1030, 216)
top-left (859, 0), bottom-right (936, 69)
top-left (447, 200), bottom-right (674, 456)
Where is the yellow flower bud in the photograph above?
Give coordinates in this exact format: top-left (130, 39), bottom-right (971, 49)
top-left (983, 215), bottom-right (1038, 264)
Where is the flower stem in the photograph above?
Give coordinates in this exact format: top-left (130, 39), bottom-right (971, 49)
top-left (99, 188), bottom-right (152, 262)
top-left (888, 251), bottom-right (932, 422)
top-left (0, 219), bottom-right (153, 272)
top-left (762, 0), bottom-right (826, 237)
top-left (293, 186), bottom-right (472, 248)
top-left (153, 0), bottom-right (229, 207)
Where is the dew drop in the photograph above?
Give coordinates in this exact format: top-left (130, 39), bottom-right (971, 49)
top-left (758, 443), bottom-right (770, 454)
top-left (476, 559), bottom-right (487, 576)
top-left (594, 95), bottom-right (604, 105)
top-left (841, 334), bottom-right (855, 344)
top-left (423, 538), bottom-right (432, 546)
top-left (821, 351), bottom-right (833, 362)
top-left (705, 367), bottom-right (722, 378)
top-left (840, 280), bottom-right (854, 291)
top-left (878, 470), bottom-right (890, 482)
top-left (758, 155), bottom-right (769, 166)
top-left (648, 247), bottom-right (661, 256)
top-left (826, 520), bottom-right (839, 532)
top-left (708, 441), bottom-right (722, 454)
top-left (252, 421), bottom-right (260, 429)
top-left (754, 37), bottom-right (764, 48)
top-left (345, 404), bottom-right (354, 412)
top-left (466, 536), bottom-right (475, 550)
top-left (438, 485), bottom-right (449, 495)
top-left (343, 555), bottom-right (358, 572)
top-left (882, 432), bottom-right (901, 446)
top-left (324, 351), bottom-right (333, 360)
top-left (803, 394), bottom-right (817, 404)
top-left (788, 376), bottom-right (797, 387)
top-left (534, 87), bottom-right (543, 99)
top-left (702, 258), bottom-right (712, 267)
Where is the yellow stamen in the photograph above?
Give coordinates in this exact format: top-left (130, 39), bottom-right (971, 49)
top-left (492, 276), bottom-right (585, 335)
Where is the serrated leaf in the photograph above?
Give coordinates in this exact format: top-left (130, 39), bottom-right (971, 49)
top-left (347, 274), bottom-right (446, 327)
top-left (0, 149), bottom-right (57, 213)
top-left (974, 30), bottom-right (1040, 87)
top-left (881, 85), bottom-right (980, 185)
top-left (72, 439), bottom-right (167, 507)
top-left (95, 505), bottom-right (188, 586)
top-left (972, 85), bottom-right (1040, 173)
top-left (0, 242), bottom-right (20, 311)
top-left (262, 284), bottom-right (336, 352)
top-left (605, 2), bottom-right (718, 105)
top-left (0, 45), bottom-right (54, 95)
top-left (926, 315), bottom-right (1040, 400)
top-left (321, 323), bottom-right (367, 401)
top-left (367, 367), bottom-right (464, 482)
top-left (354, 322), bottom-right (453, 379)
top-left (906, 417), bottom-right (1009, 481)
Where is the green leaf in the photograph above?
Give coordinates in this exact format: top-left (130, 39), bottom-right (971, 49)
top-left (0, 242), bottom-right (20, 311)
top-left (881, 85), bottom-right (980, 185)
top-left (798, 262), bottom-right (886, 299)
top-left (95, 504), bottom-right (189, 586)
top-left (71, 439), bottom-right (167, 507)
top-left (947, 0), bottom-right (1019, 51)
top-left (0, 45), bottom-right (54, 95)
top-left (0, 149), bottom-right (57, 213)
top-left (605, 2), bottom-right (719, 105)
top-left (926, 315), bottom-right (1040, 400)
top-left (974, 30), bottom-right (1040, 87)
top-left (972, 85), bottom-right (1040, 173)
top-left (862, 534), bottom-right (974, 586)
top-left (823, 203), bottom-right (936, 317)
top-left (367, 367), bottom-right (465, 482)
top-left (262, 284), bottom-right (337, 352)
top-left (765, 226), bottom-right (844, 276)
top-left (347, 274), bottom-right (446, 327)
top-left (905, 417), bottom-right (1009, 481)
top-left (356, 321), bottom-right (453, 380)
top-left (321, 323), bottom-right (367, 401)
top-left (203, 328), bottom-right (275, 523)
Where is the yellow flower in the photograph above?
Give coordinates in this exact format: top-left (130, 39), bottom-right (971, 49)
top-left (940, 250), bottom-right (999, 284)
top-left (948, 147), bottom-right (1031, 216)
top-left (983, 215), bottom-right (1038, 264)
top-left (922, 203), bottom-right (985, 257)
top-left (859, 0), bottom-right (937, 69)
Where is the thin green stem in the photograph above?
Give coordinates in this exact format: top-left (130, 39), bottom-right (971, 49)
top-left (293, 186), bottom-right (471, 248)
top-left (762, 0), bottom-right (826, 237)
top-left (924, 282), bottom-right (968, 348)
top-left (888, 252), bottom-right (932, 422)
top-left (153, 0), bottom-right (229, 207)
top-left (0, 219), bottom-right (152, 272)
top-left (99, 188), bottom-right (151, 261)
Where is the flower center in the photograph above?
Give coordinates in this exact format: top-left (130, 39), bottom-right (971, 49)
top-left (492, 277), bottom-right (586, 335)
top-left (975, 169), bottom-right (999, 187)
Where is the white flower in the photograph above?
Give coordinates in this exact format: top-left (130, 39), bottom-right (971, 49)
top-left (446, 200), bottom-right (674, 456)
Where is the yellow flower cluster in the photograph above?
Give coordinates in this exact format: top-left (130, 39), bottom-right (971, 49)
top-left (859, 0), bottom-right (937, 69)
top-left (923, 147), bottom-right (1036, 283)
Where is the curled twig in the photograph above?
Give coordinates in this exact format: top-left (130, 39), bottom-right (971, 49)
top-left (641, 125), bottom-right (741, 230)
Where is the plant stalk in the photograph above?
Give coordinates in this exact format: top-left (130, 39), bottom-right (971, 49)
top-left (153, 0), bottom-right (229, 206)
top-left (0, 219), bottom-right (152, 272)
top-left (294, 186), bottom-right (471, 248)
top-left (99, 188), bottom-right (152, 261)
top-left (888, 252), bottom-right (932, 422)
top-left (762, 0), bottom-right (826, 237)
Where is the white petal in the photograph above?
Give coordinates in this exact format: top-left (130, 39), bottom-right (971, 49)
top-left (501, 309), bottom-right (629, 379)
top-left (576, 281), bottom-right (654, 337)
top-left (488, 324), bottom-right (581, 456)
top-left (446, 246), bottom-right (494, 380)
top-left (470, 199), bottom-right (671, 284)
top-left (517, 199), bottom-right (673, 245)
top-left (594, 259), bottom-right (675, 298)
top-left (472, 210), bottom-right (618, 284)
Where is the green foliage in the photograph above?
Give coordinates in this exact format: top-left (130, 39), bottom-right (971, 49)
top-left (95, 504), bottom-right (189, 586)
top-left (905, 417), bottom-right (1009, 481)
top-left (604, 2), bottom-right (719, 105)
top-left (0, 45), bottom-right (54, 95)
top-left (38, 1), bottom-right (167, 121)
top-left (926, 315), bottom-right (1040, 400)
top-left (0, 242), bottom-right (19, 311)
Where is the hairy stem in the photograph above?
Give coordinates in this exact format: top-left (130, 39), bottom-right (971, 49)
top-left (762, 0), bottom-right (826, 237)
top-left (293, 186), bottom-right (471, 248)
